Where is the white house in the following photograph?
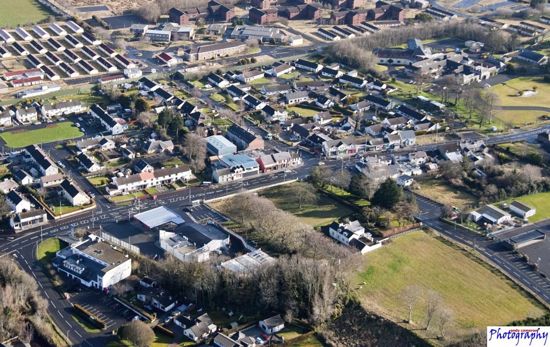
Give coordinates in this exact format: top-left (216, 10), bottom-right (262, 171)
top-left (6, 191), bottom-right (31, 213)
top-left (469, 204), bottom-right (512, 225)
top-left (60, 179), bottom-right (91, 206)
top-left (259, 315), bottom-right (285, 335)
top-left (15, 107), bottom-right (38, 124)
top-left (90, 104), bottom-right (127, 135)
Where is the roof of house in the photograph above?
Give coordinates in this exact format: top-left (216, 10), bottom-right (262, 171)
top-left (261, 314), bottom-right (284, 328)
top-left (510, 200), bottom-right (535, 213)
top-left (60, 179), bottom-right (84, 198)
top-left (226, 124), bottom-right (258, 144)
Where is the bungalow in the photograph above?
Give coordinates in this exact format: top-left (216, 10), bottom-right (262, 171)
top-left (382, 116), bottom-right (410, 130)
top-left (243, 95), bottom-right (266, 111)
top-left (60, 179), bottom-right (91, 206)
top-left (320, 66), bottom-right (343, 79)
top-left (225, 124), bottom-right (264, 151)
top-left (294, 59), bottom-right (323, 73)
top-left (262, 105), bottom-right (288, 122)
top-left (261, 84), bottom-right (291, 96)
top-left (0, 178), bottom-right (18, 194)
top-left (144, 139), bottom-right (174, 154)
top-left (236, 69), bottom-right (265, 83)
top-left (350, 100), bottom-right (370, 114)
top-left (408, 151), bottom-right (428, 165)
top-left (0, 110), bottom-right (12, 127)
top-left (226, 85), bottom-right (247, 100)
top-left (396, 174), bottom-right (414, 187)
top-left (285, 91), bottom-right (310, 105)
top-left (156, 52), bottom-right (178, 67)
top-left (266, 62), bottom-right (295, 77)
top-left (259, 315), bottom-right (285, 335)
top-left (183, 314), bottom-right (217, 342)
top-left (469, 204), bottom-right (512, 225)
top-left (509, 201), bottom-right (536, 219)
top-left (395, 105), bottom-right (429, 123)
top-left (290, 123), bottom-right (311, 140)
top-left (207, 73), bottom-right (230, 88)
top-left (6, 191), bottom-right (31, 213)
top-left (328, 220), bottom-right (364, 246)
top-left (315, 94), bottom-right (334, 109)
top-left (338, 74), bottom-right (367, 89)
top-left (367, 79), bottom-right (387, 92)
top-left (181, 101), bottom-right (199, 115)
top-left (398, 130), bottom-right (416, 146)
top-left (365, 94), bottom-right (392, 110)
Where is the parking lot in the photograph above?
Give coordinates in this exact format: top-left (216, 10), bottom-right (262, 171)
top-left (71, 290), bottom-right (128, 331)
top-left (184, 204), bottom-right (229, 224)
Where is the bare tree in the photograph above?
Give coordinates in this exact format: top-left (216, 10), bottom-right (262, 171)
top-left (293, 182), bottom-right (318, 209)
top-left (437, 307), bottom-right (454, 340)
top-left (182, 133), bottom-right (207, 173)
top-left (119, 320), bottom-right (154, 347)
top-left (425, 291), bottom-right (442, 331)
top-left (401, 285), bottom-right (422, 324)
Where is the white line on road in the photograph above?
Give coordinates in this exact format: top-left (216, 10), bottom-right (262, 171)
top-left (51, 301), bottom-right (56, 308)
top-left (57, 309), bottom-right (63, 317)
top-left (75, 330), bottom-right (82, 338)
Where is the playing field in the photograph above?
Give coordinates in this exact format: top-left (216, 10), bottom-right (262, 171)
top-left (0, 0), bottom-right (50, 27)
top-left (0, 122), bottom-right (83, 148)
top-left (491, 77), bottom-right (550, 109)
top-left (495, 109), bottom-right (548, 126)
top-left (355, 231), bottom-right (545, 340)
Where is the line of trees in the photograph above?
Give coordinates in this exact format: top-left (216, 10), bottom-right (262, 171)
top-left (135, 0), bottom-right (239, 22)
top-left (326, 20), bottom-right (516, 71)
top-left (0, 258), bottom-right (60, 345)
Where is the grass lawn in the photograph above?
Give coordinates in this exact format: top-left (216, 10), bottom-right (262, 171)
top-left (324, 184), bottom-right (369, 207)
top-left (227, 102), bottom-right (240, 111)
top-left (0, 0), bottom-right (50, 27)
top-left (287, 106), bottom-right (318, 117)
top-left (355, 231), bottom-right (546, 340)
top-left (110, 191), bottom-right (147, 204)
top-left (71, 314), bottom-right (101, 333)
top-left (190, 80), bottom-right (205, 89)
top-left (260, 183), bottom-right (353, 227)
top-left (491, 77), bottom-right (550, 109)
top-left (494, 110), bottom-right (549, 126)
top-left (505, 191), bottom-right (550, 222)
top-left (209, 93), bottom-right (225, 103)
top-left (151, 333), bottom-right (195, 347)
top-left (288, 335), bottom-right (323, 347)
top-left (161, 156), bottom-right (184, 168)
top-left (52, 204), bottom-right (87, 216)
top-left (416, 178), bottom-right (477, 210)
top-left (249, 77), bottom-right (271, 85)
top-left (36, 238), bottom-right (66, 262)
top-left (497, 142), bottom-right (545, 159)
top-left (0, 122), bottom-right (83, 148)
top-left (279, 71), bottom-right (300, 80)
top-left (88, 176), bottom-right (109, 187)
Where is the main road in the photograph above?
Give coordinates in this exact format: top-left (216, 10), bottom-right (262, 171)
top-left (1, 124), bottom-right (549, 345)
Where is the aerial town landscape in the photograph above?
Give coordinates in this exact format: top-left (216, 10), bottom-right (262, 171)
top-left (0, 0), bottom-right (549, 345)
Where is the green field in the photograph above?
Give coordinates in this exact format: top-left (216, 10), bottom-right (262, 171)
top-left (260, 183), bottom-right (353, 227)
top-left (287, 106), bottom-right (318, 117)
top-left (491, 77), bottom-right (550, 109)
top-left (505, 192), bottom-right (550, 222)
top-left (209, 93), bottom-right (225, 103)
top-left (0, 0), bottom-right (50, 27)
top-left (355, 231), bottom-right (545, 340)
top-left (0, 122), bottom-right (83, 148)
top-left (36, 238), bottom-right (65, 262)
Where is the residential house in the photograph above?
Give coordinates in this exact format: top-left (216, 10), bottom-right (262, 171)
top-left (13, 169), bottom-right (34, 186)
top-left (399, 130), bottom-right (416, 147)
top-left (285, 91), bottom-right (310, 105)
top-left (0, 178), bottom-right (18, 194)
top-left (90, 104), bottom-right (127, 135)
top-left (24, 145), bottom-right (59, 176)
top-left (365, 94), bottom-right (392, 110)
top-left (259, 315), bottom-right (285, 335)
top-left (15, 107), bottom-right (38, 124)
top-left (108, 166), bottom-right (193, 196)
top-left (294, 59), bottom-right (323, 73)
top-left (256, 151), bottom-right (302, 172)
top-left (236, 69), bottom-right (265, 83)
top-left (396, 174), bottom-right (414, 187)
top-left (262, 105), bottom-right (288, 122)
top-left (249, 7), bottom-right (278, 25)
top-left (11, 209), bottom-right (48, 232)
top-left (143, 139), bottom-right (174, 154)
top-left (266, 62), bottom-right (295, 77)
top-left (6, 191), bottom-right (31, 213)
top-left (41, 101), bottom-right (85, 118)
top-left (322, 137), bottom-right (366, 158)
top-left (338, 74), bottom-right (366, 89)
top-left (243, 94), bottom-right (266, 110)
top-left (60, 179), bottom-right (91, 206)
top-left (516, 49), bottom-right (548, 65)
top-left (183, 313), bottom-right (218, 342)
top-left (207, 73), bottom-right (230, 88)
top-left (77, 152), bottom-right (102, 173)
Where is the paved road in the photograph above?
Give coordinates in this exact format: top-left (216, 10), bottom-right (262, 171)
top-left (496, 106), bottom-right (550, 113)
top-left (1, 123), bottom-right (550, 345)
top-left (415, 195), bottom-right (550, 306)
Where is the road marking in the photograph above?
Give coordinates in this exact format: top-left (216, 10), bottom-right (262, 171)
top-left (57, 309), bottom-right (63, 317)
top-left (51, 301), bottom-right (56, 308)
top-left (75, 330), bottom-right (82, 338)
